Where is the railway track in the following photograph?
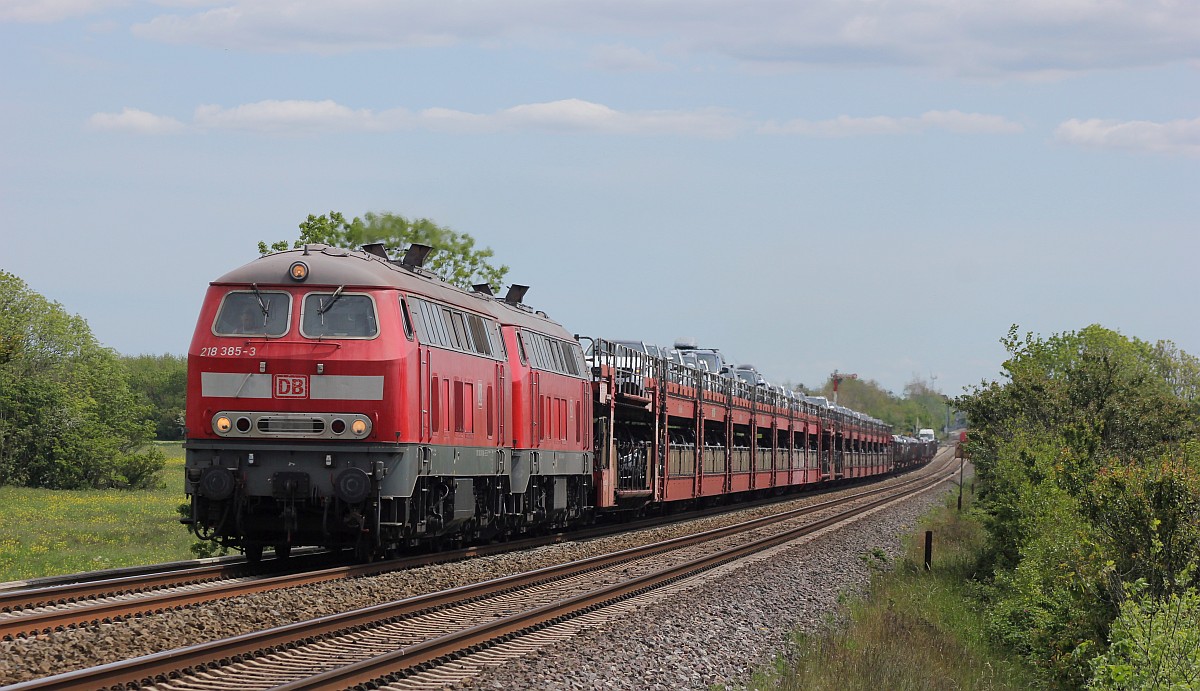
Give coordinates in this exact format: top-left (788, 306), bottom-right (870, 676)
top-left (0, 551), bottom-right (341, 641)
top-left (8, 452), bottom-right (957, 691)
top-left (1, 457), bottom-right (949, 642)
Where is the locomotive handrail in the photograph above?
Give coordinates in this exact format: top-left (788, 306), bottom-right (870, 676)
top-left (232, 337), bottom-right (343, 350)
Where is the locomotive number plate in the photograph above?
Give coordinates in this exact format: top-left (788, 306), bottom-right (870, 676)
top-left (199, 346), bottom-right (258, 357)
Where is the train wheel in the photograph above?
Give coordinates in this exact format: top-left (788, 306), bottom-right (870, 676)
top-left (355, 541), bottom-right (378, 563)
top-left (244, 544), bottom-right (263, 566)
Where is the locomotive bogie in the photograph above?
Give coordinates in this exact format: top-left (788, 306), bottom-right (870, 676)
top-left (184, 440), bottom-right (396, 550)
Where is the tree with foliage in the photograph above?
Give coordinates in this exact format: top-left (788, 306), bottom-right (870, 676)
top-left (814, 374), bottom-right (952, 436)
top-left (956, 324), bottom-right (1200, 685)
top-left (1149, 339), bottom-right (1200, 406)
top-left (0, 271), bottom-right (164, 489)
top-left (259, 211), bottom-right (509, 292)
top-left (122, 354), bottom-right (187, 440)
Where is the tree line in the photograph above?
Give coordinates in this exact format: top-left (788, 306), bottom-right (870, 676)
top-left (806, 374), bottom-right (955, 436)
top-left (0, 271), bottom-right (168, 489)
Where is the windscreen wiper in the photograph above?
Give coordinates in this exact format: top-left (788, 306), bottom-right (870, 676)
top-left (318, 285), bottom-right (345, 315)
top-left (251, 283), bottom-right (270, 317)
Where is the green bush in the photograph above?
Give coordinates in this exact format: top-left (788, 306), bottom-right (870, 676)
top-left (1085, 458), bottom-right (1200, 597)
top-left (985, 482), bottom-right (1110, 685)
top-left (1090, 584), bottom-right (1200, 690)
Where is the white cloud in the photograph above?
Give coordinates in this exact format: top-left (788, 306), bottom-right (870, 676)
top-left (761, 110), bottom-right (1024, 137)
top-left (119, 0), bottom-right (1200, 77)
top-left (191, 99), bottom-right (400, 133)
top-left (918, 110), bottom-right (1025, 134)
top-left (87, 107), bottom-right (185, 133)
top-left (496, 99), bottom-right (741, 136)
top-left (87, 99), bottom-right (1028, 140)
top-left (90, 98), bottom-right (746, 137)
top-left (1055, 117), bottom-right (1200, 156)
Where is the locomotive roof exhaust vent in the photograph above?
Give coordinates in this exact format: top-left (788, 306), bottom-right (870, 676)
top-left (361, 243), bottom-right (388, 259)
top-left (472, 283), bottom-right (494, 296)
top-left (503, 284), bottom-right (530, 305)
top-left (401, 243), bottom-right (433, 268)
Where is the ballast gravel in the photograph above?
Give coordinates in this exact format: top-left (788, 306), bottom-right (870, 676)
top-left (463, 481), bottom-right (956, 690)
top-left (0, 469), bottom-right (956, 688)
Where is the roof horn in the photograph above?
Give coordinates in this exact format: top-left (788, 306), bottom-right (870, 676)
top-left (361, 243), bottom-right (388, 259)
top-left (503, 284), bottom-right (529, 305)
top-left (402, 243), bottom-right (433, 268)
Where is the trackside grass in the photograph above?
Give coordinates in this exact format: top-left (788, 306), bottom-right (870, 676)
top-left (748, 488), bottom-right (1040, 691)
top-left (0, 443), bottom-right (197, 583)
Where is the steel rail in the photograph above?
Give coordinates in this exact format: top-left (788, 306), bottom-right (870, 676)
top-left (0, 548), bottom-right (333, 598)
top-left (0, 550), bottom-right (329, 615)
top-left (0, 564), bottom-right (238, 612)
top-left (0, 559), bottom-right (238, 597)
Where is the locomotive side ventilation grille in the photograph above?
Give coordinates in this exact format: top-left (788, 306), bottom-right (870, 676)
top-left (257, 416), bottom-right (326, 434)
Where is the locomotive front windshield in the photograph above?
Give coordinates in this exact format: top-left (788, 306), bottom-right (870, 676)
top-left (301, 292), bottom-right (379, 339)
top-left (213, 290), bottom-right (292, 337)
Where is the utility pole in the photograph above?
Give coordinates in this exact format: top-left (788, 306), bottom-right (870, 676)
top-left (955, 435), bottom-right (969, 511)
top-left (830, 370), bottom-right (857, 405)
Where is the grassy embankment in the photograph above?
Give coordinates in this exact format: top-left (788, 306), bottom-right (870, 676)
top-left (0, 443), bottom-right (197, 583)
top-left (749, 486), bottom-right (1041, 691)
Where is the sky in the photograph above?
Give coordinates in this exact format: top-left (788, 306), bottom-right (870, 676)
top-left (2, 1), bottom-right (1198, 398)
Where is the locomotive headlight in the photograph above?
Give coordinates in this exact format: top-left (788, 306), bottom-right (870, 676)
top-left (288, 261), bottom-right (309, 281)
top-left (351, 419), bottom-right (368, 436)
top-left (214, 416), bottom-right (232, 434)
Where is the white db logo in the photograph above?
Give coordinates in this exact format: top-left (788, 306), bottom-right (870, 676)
top-left (274, 375), bottom-right (309, 399)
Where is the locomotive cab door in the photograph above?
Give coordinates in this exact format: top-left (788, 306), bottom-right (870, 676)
top-left (531, 370), bottom-right (541, 448)
top-left (420, 346), bottom-right (430, 442)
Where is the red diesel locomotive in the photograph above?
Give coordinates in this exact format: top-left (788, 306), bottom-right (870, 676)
top-left (183, 244), bottom-right (933, 560)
